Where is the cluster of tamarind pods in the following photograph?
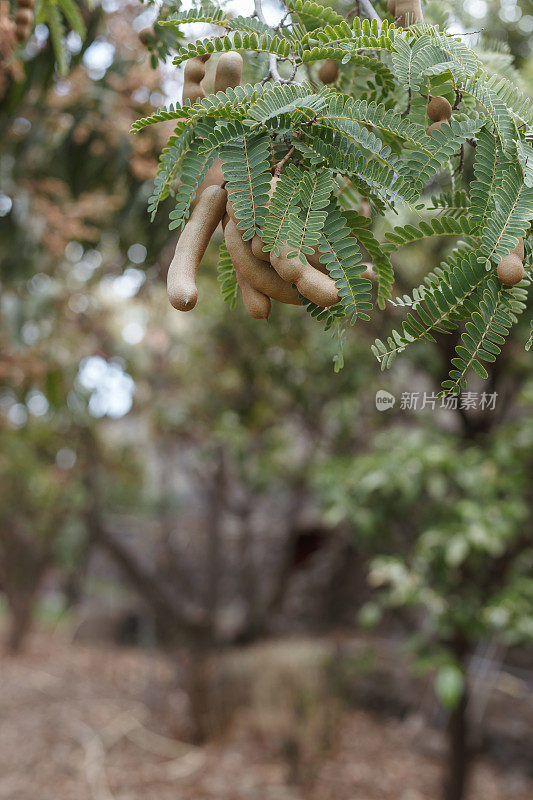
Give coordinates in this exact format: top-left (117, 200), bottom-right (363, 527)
top-left (166, 0), bottom-right (526, 317)
top-left (386, 0), bottom-right (423, 28)
top-left (14, 0), bottom-right (34, 43)
top-left (167, 51), bottom-right (347, 319)
top-left (423, 93), bottom-right (525, 285)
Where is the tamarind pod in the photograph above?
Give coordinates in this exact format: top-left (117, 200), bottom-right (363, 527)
top-left (214, 52), bottom-right (243, 93)
top-left (267, 174), bottom-right (279, 200)
top-left (236, 272), bottom-right (272, 319)
top-left (225, 221), bottom-right (301, 305)
top-left (15, 8), bottom-right (32, 25)
top-left (360, 263), bottom-right (375, 281)
top-left (270, 245), bottom-right (339, 306)
top-left (183, 83), bottom-right (206, 105)
top-left (184, 57), bottom-right (207, 83)
top-left (138, 28), bottom-right (153, 46)
top-left (318, 60), bottom-right (339, 85)
top-left (222, 213), bottom-right (230, 230)
top-left (427, 96), bottom-right (453, 122)
top-left (296, 268), bottom-right (340, 307)
top-left (497, 254), bottom-right (524, 287)
top-left (387, 0), bottom-right (396, 14)
top-left (182, 57), bottom-right (207, 105)
top-left (251, 234), bottom-right (271, 262)
top-left (395, 0), bottom-right (423, 27)
top-left (306, 246), bottom-right (329, 273)
top-left (226, 198), bottom-right (238, 224)
top-left (18, 0), bottom-right (35, 7)
top-left (197, 159), bottom-right (224, 200)
top-left (427, 120), bottom-right (450, 137)
top-left (511, 237), bottom-right (524, 261)
top-left (15, 24), bottom-right (31, 42)
top-left (359, 198), bottom-right (371, 218)
top-left (270, 244), bottom-right (305, 283)
top-left (167, 185), bottom-right (228, 311)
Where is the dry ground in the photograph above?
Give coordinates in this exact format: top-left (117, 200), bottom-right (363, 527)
top-left (0, 629), bottom-right (531, 800)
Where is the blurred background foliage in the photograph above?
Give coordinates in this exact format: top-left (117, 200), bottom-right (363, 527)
top-left (0, 2), bottom-right (532, 800)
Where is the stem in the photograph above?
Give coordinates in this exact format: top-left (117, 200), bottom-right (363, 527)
top-left (401, 87), bottom-right (412, 118)
top-left (273, 145), bottom-right (295, 176)
top-left (254, 0), bottom-right (283, 82)
top-left (359, 0), bottom-right (382, 23)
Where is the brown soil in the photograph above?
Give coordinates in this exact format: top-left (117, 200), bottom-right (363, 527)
top-left (0, 630), bottom-right (531, 800)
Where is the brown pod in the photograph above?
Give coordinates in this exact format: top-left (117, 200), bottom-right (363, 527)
top-left (18, 0), bottom-right (35, 7)
top-left (360, 262), bottom-right (375, 281)
top-left (296, 268), bottom-right (340, 307)
top-left (233, 264), bottom-right (271, 320)
top-left (138, 29), bottom-right (153, 46)
top-left (196, 159), bottom-right (224, 200)
top-left (387, 0), bottom-right (396, 14)
top-left (267, 174), bottom-right (280, 199)
top-left (359, 198), bottom-right (371, 218)
top-left (427, 120), bottom-right (450, 137)
top-left (511, 237), bottom-right (525, 261)
top-left (167, 185), bottom-right (228, 310)
top-left (318, 60), bottom-right (339, 85)
top-left (395, 0), bottom-right (423, 26)
top-left (306, 246), bottom-right (328, 274)
top-left (226, 197), bottom-right (239, 224)
top-left (270, 245), bottom-right (339, 307)
top-left (251, 234), bottom-right (271, 262)
top-left (15, 8), bottom-right (33, 25)
top-left (427, 96), bottom-right (452, 122)
top-left (182, 57), bottom-right (207, 105)
top-left (497, 254), bottom-right (524, 287)
top-left (15, 24), bottom-right (31, 42)
top-left (270, 244), bottom-right (305, 283)
top-left (225, 221), bottom-right (301, 305)
top-left (214, 52), bottom-right (243, 93)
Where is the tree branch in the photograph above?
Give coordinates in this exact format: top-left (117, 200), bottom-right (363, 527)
top-left (254, 0), bottom-right (283, 82)
top-left (359, 0), bottom-right (382, 23)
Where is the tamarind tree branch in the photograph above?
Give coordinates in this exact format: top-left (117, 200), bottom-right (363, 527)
top-left (359, 0), bottom-right (382, 23)
top-left (273, 145), bottom-right (295, 176)
top-left (253, 0), bottom-right (283, 82)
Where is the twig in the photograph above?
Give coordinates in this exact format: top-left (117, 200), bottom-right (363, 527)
top-left (254, 0), bottom-right (283, 82)
top-left (401, 87), bottom-right (412, 118)
top-left (273, 146), bottom-right (296, 176)
top-left (454, 144), bottom-right (464, 176)
top-left (359, 0), bottom-right (382, 23)
top-left (452, 89), bottom-right (463, 110)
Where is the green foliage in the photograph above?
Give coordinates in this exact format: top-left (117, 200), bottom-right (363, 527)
top-left (168, 141), bottom-right (215, 232)
top-left (442, 279), bottom-right (527, 394)
top-left (315, 420), bottom-right (533, 649)
top-left (217, 240), bottom-right (239, 308)
top-left (36, 0), bottom-right (88, 76)
top-left (137, 1), bottom-right (533, 389)
top-left (318, 205), bottom-right (371, 323)
top-left (220, 132), bottom-right (271, 240)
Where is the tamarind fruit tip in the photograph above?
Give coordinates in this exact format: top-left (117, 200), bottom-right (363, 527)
top-left (497, 254), bottom-right (524, 287)
top-left (427, 96), bottom-right (453, 122)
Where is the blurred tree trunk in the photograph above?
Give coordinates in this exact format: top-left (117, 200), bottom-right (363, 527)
top-left (444, 682), bottom-right (470, 800)
top-left (0, 526), bottom-right (50, 654)
top-left (5, 589), bottom-right (37, 654)
top-left (443, 640), bottom-right (470, 800)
